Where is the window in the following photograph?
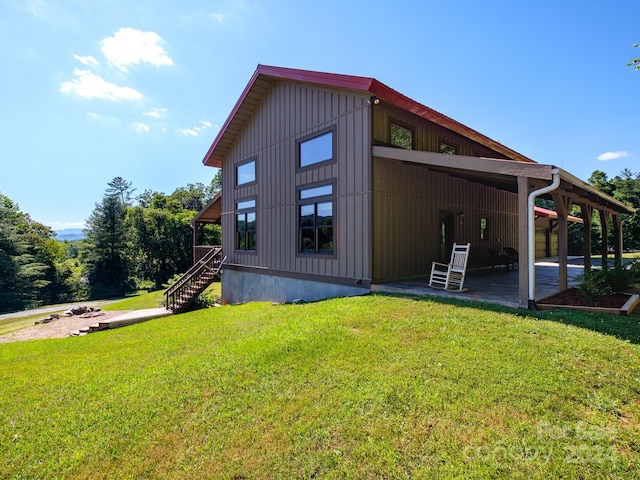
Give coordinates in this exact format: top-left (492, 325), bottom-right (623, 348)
top-left (439, 142), bottom-right (457, 155)
top-left (236, 199), bottom-right (256, 251)
top-left (480, 217), bottom-right (488, 240)
top-left (298, 129), bottom-right (334, 169)
top-left (299, 183), bottom-right (334, 254)
top-left (236, 159), bottom-right (256, 186)
top-left (390, 122), bottom-right (413, 149)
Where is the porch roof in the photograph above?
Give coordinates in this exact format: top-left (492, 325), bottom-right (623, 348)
top-left (202, 64), bottom-right (536, 168)
top-left (191, 191), bottom-right (222, 225)
top-left (535, 206), bottom-right (583, 223)
top-left (373, 146), bottom-right (635, 216)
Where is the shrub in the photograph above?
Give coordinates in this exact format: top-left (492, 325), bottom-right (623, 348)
top-left (606, 262), bottom-right (639, 293)
top-left (577, 270), bottom-right (611, 303)
top-left (577, 261), bottom-right (640, 302)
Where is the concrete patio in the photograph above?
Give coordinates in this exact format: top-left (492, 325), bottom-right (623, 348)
top-left (372, 257), bottom-right (586, 308)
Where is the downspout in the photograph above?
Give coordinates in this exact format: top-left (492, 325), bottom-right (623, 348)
top-left (527, 168), bottom-right (561, 309)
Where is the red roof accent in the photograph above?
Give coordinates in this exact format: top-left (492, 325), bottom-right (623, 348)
top-left (203, 64), bottom-right (536, 167)
top-left (534, 206), bottom-right (583, 223)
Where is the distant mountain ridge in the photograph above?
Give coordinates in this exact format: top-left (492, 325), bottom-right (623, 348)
top-left (55, 228), bottom-right (85, 241)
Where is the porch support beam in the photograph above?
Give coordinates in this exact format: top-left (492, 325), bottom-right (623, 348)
top-left (517, 176), bottom-right (530, 307)
top-left (580, 204), bottom-right (593, 273)
top-left (612, 215), bottom-right (622, 266)
top-left (192, 222), bottom-right (200, 265)
top-left (599, 210), bottom-right (610, 271)
top-left (552, 193), bottom-right (571, 291)
top-left (373, 146), bottom-right (555, 180)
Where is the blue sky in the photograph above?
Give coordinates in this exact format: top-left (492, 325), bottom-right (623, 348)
top-left (0, 0), bottom-right (638, 230)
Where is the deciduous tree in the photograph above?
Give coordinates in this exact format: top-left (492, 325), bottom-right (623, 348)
top-left (628, 43), bottom-right (640, 70)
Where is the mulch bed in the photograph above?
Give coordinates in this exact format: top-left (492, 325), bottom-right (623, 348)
top-left (538, 287), bottom-right (631, 308)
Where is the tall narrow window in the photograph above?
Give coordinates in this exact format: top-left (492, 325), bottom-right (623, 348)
top-left (236, 159), bottom-right (256, 186)
top-left (298, 128), bottom-right (334, 169)
top-left (236, 199), bottom-right (256, 251)
top-left (480, 217), bottom-right (488, 240)
top-left (299, 183), bottom-right (334, 254)
top-left (390, 122), bottom-right (413, 149)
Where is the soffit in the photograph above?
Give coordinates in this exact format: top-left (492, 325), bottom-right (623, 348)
top-left (373, 146), bottom-right (635, 216)
top-left (192, 191), bottom-right (222, 225)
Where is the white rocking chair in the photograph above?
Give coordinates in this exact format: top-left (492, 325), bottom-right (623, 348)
top-left (428, 243), bottom-right (471, 291)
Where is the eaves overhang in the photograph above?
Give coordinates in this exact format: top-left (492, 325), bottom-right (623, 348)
top-left (202, 64), bottom-right (536, 168)
top-left (191, 190), bottom-right (222, 225)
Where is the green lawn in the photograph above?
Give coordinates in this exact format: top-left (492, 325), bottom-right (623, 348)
top-left (1, 294), bottom-right (639, 478)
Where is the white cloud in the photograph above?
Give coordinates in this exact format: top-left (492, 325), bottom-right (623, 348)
top-left (143, 107), bottom-right (168, 118)
top-left (86, 112), bottom-right (102, 120)
top-left (180, 128), bottom-right (199, 136)
top-left (210, 11), bottom-right (224, 23)
top-left (72, 53), bottom-right (98, 66)
top-left (60, 69), bottom-right (143, 101)
top-left (179, 120), bottom-right (214, 136)
top-left (26, 0), bottom-right (46, 18)
top-left (597, 151), bottom-right (630, 161)
top-left (133, 122), bottom-right (150, 133)
top-left (101, 27), bottom-right (173, 72)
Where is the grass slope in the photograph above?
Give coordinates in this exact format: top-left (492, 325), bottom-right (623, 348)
top-left (1, 294), bottom-right (639, 479)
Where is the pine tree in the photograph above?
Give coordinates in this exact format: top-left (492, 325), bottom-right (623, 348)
top-left (84, 191), bottom-right (134, 299)
top-left (0, 194), bottom-right (48, 312)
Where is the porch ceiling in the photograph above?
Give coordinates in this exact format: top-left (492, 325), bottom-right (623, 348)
top-left (192, 191), bottom-right (222, 225)
top-left (373, 146), bottom-right (635, 216)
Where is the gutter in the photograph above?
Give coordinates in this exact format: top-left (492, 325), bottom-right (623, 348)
top-left (527, 168), bottom-right (561, 309)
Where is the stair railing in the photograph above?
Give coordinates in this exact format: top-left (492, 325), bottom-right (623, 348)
top-left (164, 247), bottom-right (224, 312)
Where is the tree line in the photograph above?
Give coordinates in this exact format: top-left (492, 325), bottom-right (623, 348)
top-left (0, 172), bottom-right (221, 313)
top-left (1, 167), bottom-right (638, 313)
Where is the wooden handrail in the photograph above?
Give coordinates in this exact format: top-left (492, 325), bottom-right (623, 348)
top-left (164, 247), bottom-right (224, 312)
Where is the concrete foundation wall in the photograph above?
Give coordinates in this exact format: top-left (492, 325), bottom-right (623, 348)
top-left (222, 269), bottom-right (369, 304)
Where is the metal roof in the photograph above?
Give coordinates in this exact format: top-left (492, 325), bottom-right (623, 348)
top-left (534, 206), bottom-right (583, 223)
top-left (202, 64), bottom-right (536, 167)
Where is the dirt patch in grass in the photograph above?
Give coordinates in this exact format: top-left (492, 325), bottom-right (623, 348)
top-left (0, 310), bottom-right (125, 343)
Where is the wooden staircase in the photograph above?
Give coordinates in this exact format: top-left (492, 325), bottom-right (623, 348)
top-left (164, 247), bottom-right (225, 313)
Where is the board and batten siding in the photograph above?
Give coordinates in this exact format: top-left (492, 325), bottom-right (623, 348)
top-left (221, 80), bottom-right (372, 283)
top-left (372, 157), bottom-right (519, 283)
top-left (373, 104), bottom-right (511, 159)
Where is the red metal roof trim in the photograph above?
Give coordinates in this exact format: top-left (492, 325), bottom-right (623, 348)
top-left (535, 206), bottom-right (583, 223)
top-left (203, 64), bottom-right (536, 167)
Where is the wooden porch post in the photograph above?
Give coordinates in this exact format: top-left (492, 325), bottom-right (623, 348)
top-left (192, 222), bottom-right (200, 265)
top-left (546, 220), bottom-right (552, 257)
top-left (612, 214), bottom-right (622, 266)
top-left (517, 176), bottom-right (530, 307)
top-left (579, 204), bottom-right (593, 273)
top-left (552, 193), bottom-right (571, 291)
top-left (599, 210), bottom-right (609, 271)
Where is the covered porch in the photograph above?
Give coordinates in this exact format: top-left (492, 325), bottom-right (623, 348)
top-left (372, 146), bottom-right (635, 308)
top-left (191, 191), bottom-right (222, 263)
top-left (372, 257), bottom-right (586, 308)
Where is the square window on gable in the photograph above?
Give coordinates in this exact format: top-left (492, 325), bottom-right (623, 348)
top-left (439, 142), bottom-right (457, 155)
top-left (390, 122), bottom-right (413, 149)
top-left (236, 159), bottom-right (256, 186)
top-left (298, 128), bottom-right (334, 169)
